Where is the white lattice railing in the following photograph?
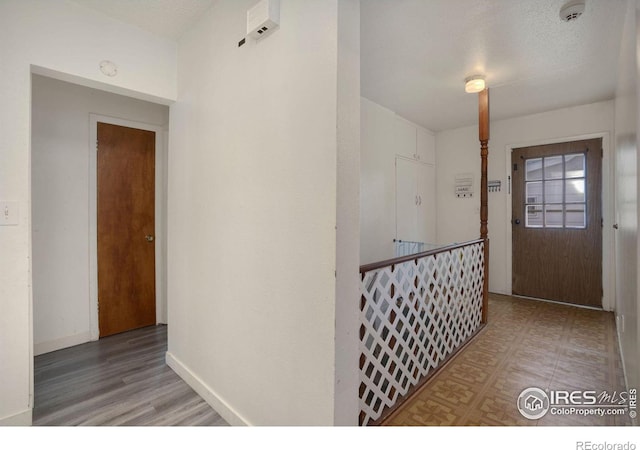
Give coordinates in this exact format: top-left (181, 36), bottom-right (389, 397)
top-left (359, 239), bottom-right (486, 426)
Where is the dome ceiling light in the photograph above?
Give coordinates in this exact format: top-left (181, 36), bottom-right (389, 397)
top-left (464, 75), bottom-right (486, 94)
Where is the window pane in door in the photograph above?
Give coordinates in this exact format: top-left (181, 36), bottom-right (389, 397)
top-left (565, 153), bottom-right (585, 178)
top-left (544, 204), bottom-right (563, 228)
top-left (526, 181), bottom-right (543, 204)
top-left (526, 205), bottom-right (543, 227)
top-left (525, 158), bottom-right (542, 181)
top-left (566, 204), bottom-right (586, 228)
top-left (544, 156), bottom-right (563, 180)
top-left (565, 179), bottom-right (585, 203)
top-left (544, 180), bottom-right (563, 204)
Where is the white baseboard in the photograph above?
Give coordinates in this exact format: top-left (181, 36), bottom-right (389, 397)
top-left (0, 409), bottom-right (32, 426)
top-left (34, 331), bottom-right (91, 356)
top-left (165, 351), bottom-right (250, 426)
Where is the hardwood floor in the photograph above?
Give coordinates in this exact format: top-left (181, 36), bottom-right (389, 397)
top-left (385, 294), bottom-right (631, 426)
top-left (33, 325), bottom-right (228, 426)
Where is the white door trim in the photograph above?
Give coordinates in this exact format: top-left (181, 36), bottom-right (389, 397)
top-left (89, 114), bottom-right (167, 340)
top-left (504, 131), bottom-right (614, 311)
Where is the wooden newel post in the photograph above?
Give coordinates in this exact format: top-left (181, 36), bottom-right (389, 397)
top-left (479, 88), bottom-right (490, 324)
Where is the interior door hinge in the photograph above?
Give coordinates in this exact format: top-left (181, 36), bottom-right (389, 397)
top-left (96, 140), bottom-right (99, 150)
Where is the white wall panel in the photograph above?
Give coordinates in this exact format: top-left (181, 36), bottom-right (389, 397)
top-left (167, 0), bottom-right (359, 426)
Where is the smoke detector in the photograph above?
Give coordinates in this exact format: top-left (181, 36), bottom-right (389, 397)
top-left (559, 1), bottom-right (585, 22)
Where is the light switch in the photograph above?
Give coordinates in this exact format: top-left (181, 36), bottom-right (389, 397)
top-left (0, 201), bottom-right (19, 226)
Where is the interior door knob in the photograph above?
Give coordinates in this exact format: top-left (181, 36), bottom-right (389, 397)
top-left (613, 223), bottom-right (619, 229)
top-left (145, 235), bottom-right (154, 242)
top-left (514, 219), bottom-right (521, 225)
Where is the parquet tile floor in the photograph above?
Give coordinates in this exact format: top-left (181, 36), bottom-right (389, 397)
top-left (385, 294), bottom-right (631, 426)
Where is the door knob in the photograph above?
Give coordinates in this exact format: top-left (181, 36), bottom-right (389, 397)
top-left (613, 224), bottom-right (619, 230)
top-left (145, 235), bottom-right (154, 242)
top-left (514, 219), bottom-right (521, 225)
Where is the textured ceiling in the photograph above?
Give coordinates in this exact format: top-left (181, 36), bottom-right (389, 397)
top-left (361, 0), bottom-right (627, 131)
top-left (70, 0), bottom-right (215, 40)
top-left (70, 0), bottom-right (627, 132)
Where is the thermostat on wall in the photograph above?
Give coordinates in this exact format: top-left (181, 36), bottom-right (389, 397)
top-left (247, 0), bottom-right (280, 40)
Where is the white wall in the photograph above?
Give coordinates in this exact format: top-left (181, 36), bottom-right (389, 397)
top-left (0, 0), bottom-right (176, 425)
top-left (166, 0), bottom-right (359, 425)
top-left (334, 0), bottom-right (361, 425)
top-left (436, 100), bottom-right (615, 298)
top-left (360, 97), bottom-right (437, 264)
top-left (31, 74), bottom-right (169, 355)
top-left (613, 0), bottom-right (640, 393)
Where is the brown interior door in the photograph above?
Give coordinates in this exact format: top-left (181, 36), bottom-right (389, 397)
top-left (97, 122), bottom-right (156, 337)
top-left (512, 138), bottom-right (602, 307)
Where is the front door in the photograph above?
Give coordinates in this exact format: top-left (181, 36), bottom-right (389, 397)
top-left (97, 122), bottom-right (156, 337)
top-left (511, 138), bottom-right (602, 307)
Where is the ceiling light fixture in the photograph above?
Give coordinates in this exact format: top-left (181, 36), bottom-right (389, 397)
top-left (559, 1), bottom-right (585, 22)
top-left (465, 75), bottom-right (486, 94)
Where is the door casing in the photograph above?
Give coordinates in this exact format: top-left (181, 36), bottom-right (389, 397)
top-left (504, 132), bottom-right (615, 311)
top-left (89, 114), bottom-right (167, 340)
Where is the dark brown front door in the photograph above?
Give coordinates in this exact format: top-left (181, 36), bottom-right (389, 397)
top-left (512, 138), bottom-right (602, 307)
top-left (97, 122), bottom-right (156, 337)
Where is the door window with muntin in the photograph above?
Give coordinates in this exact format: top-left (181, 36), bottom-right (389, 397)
top-left (524, 153), bottom-right (586, 229)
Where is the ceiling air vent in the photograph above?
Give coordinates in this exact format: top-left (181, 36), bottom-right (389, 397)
top-left (559, 1), bottom-right (585, 22)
